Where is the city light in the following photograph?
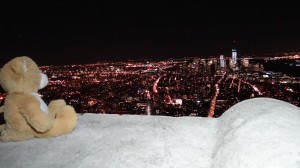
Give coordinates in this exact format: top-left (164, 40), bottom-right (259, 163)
top-left (1, 53), bottom-right (300, 117)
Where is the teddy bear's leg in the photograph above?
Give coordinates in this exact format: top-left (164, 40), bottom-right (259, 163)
top-left (48, 99), bottom-right (66, 119)
top-left (36, 105), bottom-right (77, 138)
top-left (22, 101), bottom-right (54, 133)
top-left (1, 128), bottom-right (34, 142)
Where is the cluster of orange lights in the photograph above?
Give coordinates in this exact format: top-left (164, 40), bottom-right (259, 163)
top-left (208, 73), bottom-right (226, 117)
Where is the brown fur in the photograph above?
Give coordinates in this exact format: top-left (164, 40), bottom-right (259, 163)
top-left (0, 56), bottom-right (77, 142)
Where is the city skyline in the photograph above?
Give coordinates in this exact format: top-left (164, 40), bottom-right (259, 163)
top-left (2, 55), bottom-right (300, 118)
top-left (1, 1), bottom-right (300, 66)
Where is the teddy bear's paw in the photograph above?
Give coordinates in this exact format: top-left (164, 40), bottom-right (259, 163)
top-left (49, 99), bottom-right (66, 108)
top-left (56, 105), bottom-right (76, 118)
top-left (56, 105), bottom-right (77, 129)
top-left (49, 99), bottom-right (66, 118)
top-left (37, 105), bottom-right (77, 138)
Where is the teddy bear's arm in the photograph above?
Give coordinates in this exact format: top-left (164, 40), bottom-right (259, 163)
top-left (0, 106), bottom-right (3, 113)
top-left (20, 96), bottom-right (54, 133)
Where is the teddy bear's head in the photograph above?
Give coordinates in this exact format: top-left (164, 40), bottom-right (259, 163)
top-left (0, 56), bottom-right (48, 94)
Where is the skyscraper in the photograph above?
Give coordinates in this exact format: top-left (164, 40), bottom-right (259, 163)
top-left (232, 49), bottom-right (237, 65)
top-left (220, 55), bottom-right (225, 68)
top-left (232, 41), bottom-right (238, 66)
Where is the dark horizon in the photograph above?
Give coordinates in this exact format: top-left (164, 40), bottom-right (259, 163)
top-left (1, 1), bottom-right (300, 66)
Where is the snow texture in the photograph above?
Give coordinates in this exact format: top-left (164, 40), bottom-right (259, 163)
top-left (0, 97), bottom-right (300, 168)
top-left (212, 98), bottom-right (300, 168)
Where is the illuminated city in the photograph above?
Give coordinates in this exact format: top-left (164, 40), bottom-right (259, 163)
top-left (1, 0), bottom-right (299, 119)
top-left (2, 52), bottom-right (300, 118)
top-left (1, 1), bottom-right (300, 167)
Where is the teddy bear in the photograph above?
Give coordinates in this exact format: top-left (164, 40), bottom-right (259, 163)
top-left (0, 56), bottom-right (77, 142)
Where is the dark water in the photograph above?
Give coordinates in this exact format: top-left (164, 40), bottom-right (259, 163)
top-left (263, 59), bottom-right (300, 77)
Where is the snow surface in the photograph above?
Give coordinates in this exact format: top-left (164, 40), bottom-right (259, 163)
top-left (0, 97), bottom-right (300, 168)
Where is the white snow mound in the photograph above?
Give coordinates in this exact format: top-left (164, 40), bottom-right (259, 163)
top-left (212, 97), bottom-right (300, 168)
top-left (0, 97), bottom-right (300, 168)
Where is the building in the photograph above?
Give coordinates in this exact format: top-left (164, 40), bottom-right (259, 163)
top-left (232, 49), bottom-right (237, 65)
top-left (220, 55), bottom-right (225, 68)
top-left (241, 58), bottom-right (249, 68)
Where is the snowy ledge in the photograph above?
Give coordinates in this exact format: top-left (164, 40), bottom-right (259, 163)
top-left (1, 98), bottom-right (300, 168)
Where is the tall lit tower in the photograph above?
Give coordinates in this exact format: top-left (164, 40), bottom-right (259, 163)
top-left (232, 41), bottom-right (237, 66)
top-left (232, 49), bottom-right (237, 65)
top-left (220, 55), bottom-right (225, 68)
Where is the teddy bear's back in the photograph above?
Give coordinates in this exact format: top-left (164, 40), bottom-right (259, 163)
top-left (4, 94), bottom-right (35, 133)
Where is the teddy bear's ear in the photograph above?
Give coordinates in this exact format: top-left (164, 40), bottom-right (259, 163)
top-left (10, 59), bottom-right (28, 75)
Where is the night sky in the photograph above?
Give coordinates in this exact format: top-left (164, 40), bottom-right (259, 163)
top-left (1, 1), bottom-right (300, 66)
